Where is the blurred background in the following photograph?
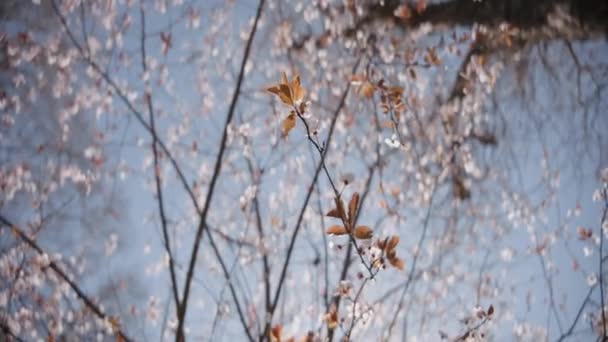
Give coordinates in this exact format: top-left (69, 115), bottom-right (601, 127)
top-left (1, 0), bottom-right (607, 341)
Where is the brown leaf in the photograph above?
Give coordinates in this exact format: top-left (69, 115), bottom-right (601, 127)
top-left (387, 235), bottom-right (400, 251)
top-left (271, 324), bottom-right (282, 342)
top-left (453, 177), bottom-right (471, 200)
top-left (334, 197), bottom-right (347, 223)
top-left (487, 304), bottom-right (494, 316)
top-left (359, 81), bottom-right (375, 98)
top-left (388, 256), bottom-right (404, 270)
top-left (388, 86), bottom-right (404, 97)
top-left (424, 47), bottom-right (441, 66)
top-left (267, 85), bottom-right (293, 105)
top-left (348, 192), bottom-right (359, 228)
top-left (394, 5), bottom-right (412, 20)
top-left (326, 225), bottom-right (348, 235)
top-left (281, 112), bottom-right (297, 138)
top-left (376, 238), bottom-right (386, 250)
top-left (267, 72), bottom-right (307, 106)
top-left (325, 305), bottom-right (339, 329)
top-left (326, 208), bottom-right (341, 218)
top-left (290, 74), bottom-right (306, 103)
top-left (354, 226), bottom-right (373, 239)
top-left (301, 331), bottom-right (315, 342)
top-left (408, 68), bottom-right (417, 80)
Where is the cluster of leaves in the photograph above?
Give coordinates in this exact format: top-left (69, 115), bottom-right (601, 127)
top-left (266, 72), bottom-right (306, 137)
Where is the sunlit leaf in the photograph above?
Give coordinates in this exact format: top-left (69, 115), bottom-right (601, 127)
top-left (359, 81), bottom-right (375, 98)
top-left (290, 74), bottom-right (305, 103)
top-left (281, 112), bottom-right (297, 138)
top-left (266, 72), bottom-right (306, 106)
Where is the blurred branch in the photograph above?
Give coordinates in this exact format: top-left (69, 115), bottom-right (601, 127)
top-left (0, 215), bottom-right (132, 342)
top-left (51, 0), bottom-right (200, 211)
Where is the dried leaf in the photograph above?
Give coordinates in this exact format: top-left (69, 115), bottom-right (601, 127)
top-left (281, 112), bottom-right (297, 138)
top-left (408, 68), bottom-right (417, 80)
top-left (326, 225), bottom-right (348, 235)
top-left (271, 324), bottom-right (282, 342)
top-left (266, 72), bottom-right (307, 106)
top-left (279, 84), bottom-right (294, 105)
top-left (453, 177), bottom-right (471, 200)
top-left (290, 74), bottom-right (306, 103)
top-left (354, 225), bottom-right (373, 239)
top-left (325, 305), bottom-right (339, 329)
top-left (267, 85), bottom-right (293, 105)
top-left (326, 208), bottom-right (341, 218)
top-left (388, 86), bottom-right (404, 97)
top-left (394, 5), bottom-right (412, 20)
top-left (301, 331), bottom-right (315, 342)
top-left (359, 81), bottom-right (375, 98)
top-left (334, 197), bottom-right (347, 223)
top-left (388, 256), bottom-right (404, 270)
top-left (387, 235), bottom-right (400, 251)
top-left (376, 238), bottom-right (386, 250)
top-left (424, 47), bottom-right (442, 66)
top-left (487, 304), bottom-right (494, 316)
top-left (348, 192), bottom-right (359, 228)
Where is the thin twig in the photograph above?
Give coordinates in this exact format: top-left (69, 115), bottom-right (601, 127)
top-left (599, 188), bottom-right (608, 339)
top-left (264, 61), bottom-right (359, 340)
top-left (385, 185), bottom-right (436, 340)
top-left (556, 285), bottom-right (596, 342)
top-left (175, 1), bottom-right (266, 340)
top-left (140, 2), bottom-right (181, 316)
top-left (51, 0), bottom-right (199, 211)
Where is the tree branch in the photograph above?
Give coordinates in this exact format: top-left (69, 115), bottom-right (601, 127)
top-left (0, 215), bottom-right (132, 342)
top-left (139, 2), bottom-right (181, 319)
top-left (175, 0), bottom-right (266, 340)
